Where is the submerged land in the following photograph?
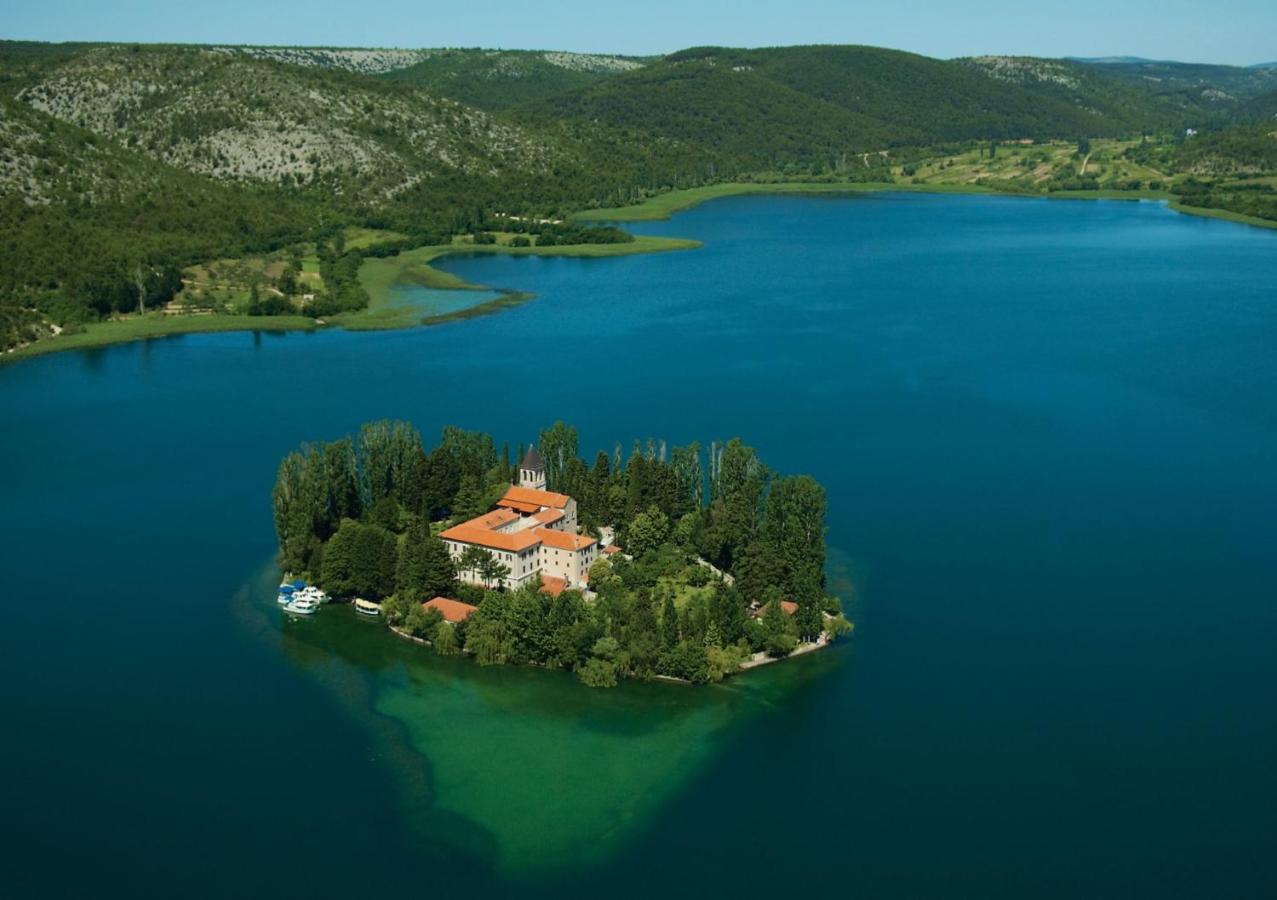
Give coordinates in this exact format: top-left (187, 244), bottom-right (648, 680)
top-left (3, 41), bottom-right (1276, 357)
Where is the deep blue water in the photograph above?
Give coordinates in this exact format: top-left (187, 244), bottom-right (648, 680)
top-left (3, 193), bottom-right (1277, 897)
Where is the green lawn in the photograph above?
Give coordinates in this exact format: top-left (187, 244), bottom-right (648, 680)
top-left (342, 226), bottom-right (410, 250)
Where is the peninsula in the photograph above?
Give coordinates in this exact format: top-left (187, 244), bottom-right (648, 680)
top-left (271, 421), bottom-right (852, 686)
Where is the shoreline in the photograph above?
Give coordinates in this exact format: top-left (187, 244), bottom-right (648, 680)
top-left (385, 614), bottom-right (835, 685)
top-left (9, 183), bottom-right (1270, 367)
top-left (2, 235), bottom-right (701, 365)
top-left (572, 179), bottom-right (1277, 232)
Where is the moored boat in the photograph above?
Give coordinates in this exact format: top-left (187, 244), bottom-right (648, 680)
top-left (285, 595), bottom-right (320, 616)
top-left (354, 598), bottom-right (381, 617)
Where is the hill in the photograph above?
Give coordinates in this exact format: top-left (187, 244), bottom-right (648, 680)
top-left (1177, 125), bottom-right (1277, 176)
top-left (381, 49), bottom-right (647, 111)
top-left (0, 93), bottom-right (321, 348)
top-left (1069, 58), bottom-right (1277, 121)
top-left (15, 45), bottom-right (565, 198)
top-left (521, 45), bottom-right (1182, 173)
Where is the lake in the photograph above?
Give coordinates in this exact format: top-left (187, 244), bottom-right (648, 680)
top-left (2, 192), bottom-right (1276, 898)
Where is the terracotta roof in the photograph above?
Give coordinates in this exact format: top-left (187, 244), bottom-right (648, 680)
top-left (602, 545), bottom-right (622, 555)
top-left (464, 508), bottom-right (521, 530)
top-left (539, 575), bottom-right (567, 597)
top-left (423, 596), bottom-right (478, 624)
top-left (438, 523), bottom-right (542, 552)
top-left (532, 508), bottom-right (564, 525)
top-left (496, 498), bottom-right (542, 514)
top-left (535, 527), bottom-right (596, 552)
top-left (499, 484), bottom-right (571, 510)
top-left (751, 599), bottom-right (801, 619)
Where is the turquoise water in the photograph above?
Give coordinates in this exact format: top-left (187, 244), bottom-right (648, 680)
top-left (2, 193), bottom-right (1277, 897)
top-left (384, 281), bottom-right (504, 318)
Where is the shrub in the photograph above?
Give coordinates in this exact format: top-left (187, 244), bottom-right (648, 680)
top-left (578, 658), bottom-right (617, 688)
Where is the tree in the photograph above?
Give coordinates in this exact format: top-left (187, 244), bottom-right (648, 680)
top-left (396, 520), bottom-right (458, 599)
top-left (457, 545), bottom-right (490, 585)
top-left (538, 421), bottom-right (578, 492)
top-left (626, 506), bottom-right (670, 558)
top-left (660, 591), bottom-right (679, 650)
top-left (404, 603), bottom-right (443, 642)
top-left (477, 553), bottom-right (510, 590)
top-left (761, 600), bottom-right (798, 658)
top-left (824, 612), bottom-right (854, 641)
top-left (433, 621), bottom-right (461, 655)
top-left (453, 474), bottom-right (487, 521)
top-left (765, 475), bottom-right (827, 641)
top-left (577, 657), bottom-right (617, 688)
top-left (320, 518), bottom-right (397, 599)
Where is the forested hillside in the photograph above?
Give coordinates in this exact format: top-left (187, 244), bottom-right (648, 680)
top-left (381, 49), bottom-right (647, 110)
top-left (521, 45), bottom-right (1150, 166)
top-left (1071, 58), bottom-right (1277, 121)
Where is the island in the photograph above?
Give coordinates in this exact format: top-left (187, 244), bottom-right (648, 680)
top-left (271, 420), bottom-right (852, 686)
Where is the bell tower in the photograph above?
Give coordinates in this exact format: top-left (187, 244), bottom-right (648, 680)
top-left (519, 444), bottom-right (546, 491)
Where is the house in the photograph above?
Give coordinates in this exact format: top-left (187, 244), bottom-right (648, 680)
top-left (751, 599), bottom-right (799, 618)
top-left (439, 445), bottom-right (598, 591)
top-left (423, 596), bottom-right (479, 624)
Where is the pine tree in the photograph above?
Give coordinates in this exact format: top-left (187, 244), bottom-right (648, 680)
top-left (661, 591), bottom-right (679, 649)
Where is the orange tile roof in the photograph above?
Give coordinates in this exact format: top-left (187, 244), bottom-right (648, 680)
top-left (602, 545), bottom-right (622, 555)
top-left (464, 508), bottom-right (521, 530)
top-left (532, 508), bottom-right (564, 525)
top-left (438, 523), bottom-right (542, 552)
top-left (423, 596), bottom-right (478, 624)
top-left (500, 484), bottom-right (571, 510)
top-left (539, 575), bottom-right (567, 597)
top-left (535, 527), bottom-right (596, 552)
top-left (780, 600), bottom-right (799, 616)
top-left (496, 498), bottom-right (541, 514)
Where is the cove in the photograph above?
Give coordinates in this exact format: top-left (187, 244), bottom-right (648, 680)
top-left (2, 192), bottom-right (1276, 897)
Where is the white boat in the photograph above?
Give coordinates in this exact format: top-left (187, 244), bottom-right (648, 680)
top-left (277, 592), bottom-right (293, 606)
top-left (354, 598), bottom-right (381, 617)
top-left (294, 586), bottom-right (329, 604)
top-left (285, 596), bottom-right (321, 616)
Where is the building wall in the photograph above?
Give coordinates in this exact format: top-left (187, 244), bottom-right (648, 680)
top-left (538, 541), bottom-right (597, 587)
top-left (444, 539), bottom-right (539, 591)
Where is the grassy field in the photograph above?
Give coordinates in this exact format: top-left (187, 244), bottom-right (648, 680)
top-left (572, 141), bottom-right (1183, 222)
top-left (572, 182), bottom-right (927, 221)
top-left (343, 226), bottom-right (410, 250)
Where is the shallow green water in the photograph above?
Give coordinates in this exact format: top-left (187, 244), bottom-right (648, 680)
top-left (2, 193), bottom-right (1276, 897)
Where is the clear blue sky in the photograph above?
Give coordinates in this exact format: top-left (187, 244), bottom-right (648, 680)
top-left (4, 0), bottom-right (1273, 66)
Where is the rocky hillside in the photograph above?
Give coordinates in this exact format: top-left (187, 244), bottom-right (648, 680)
top-left (213, 45), bottom-right (430, 75)
top-left (17, 45), bottom-right (565, 196)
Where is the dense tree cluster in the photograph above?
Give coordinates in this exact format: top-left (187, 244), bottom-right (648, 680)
top-left (274, 420), bottom-right (851, 685)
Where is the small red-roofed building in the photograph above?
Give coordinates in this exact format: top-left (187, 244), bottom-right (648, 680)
top-left (423, 596), bottom-right (479, 624)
